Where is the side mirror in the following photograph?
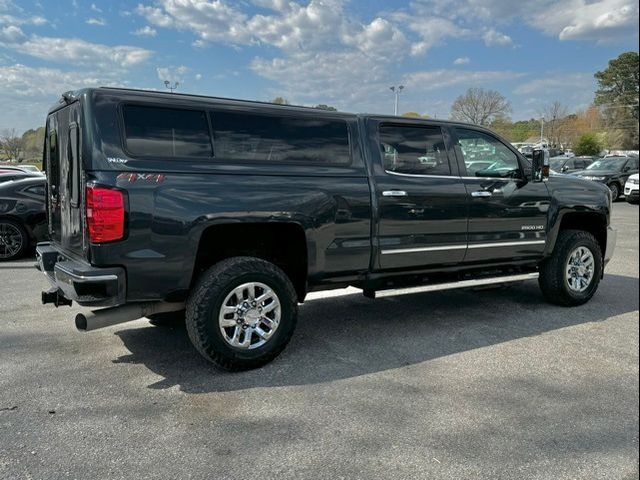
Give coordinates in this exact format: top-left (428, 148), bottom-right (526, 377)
top-left (532, 149), bottom-right (549, 182)
top-left (562, 165), bottom-right (569, 172)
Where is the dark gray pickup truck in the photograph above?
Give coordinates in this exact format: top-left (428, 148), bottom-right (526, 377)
top-left (36, 88), bottom-right (616, 370)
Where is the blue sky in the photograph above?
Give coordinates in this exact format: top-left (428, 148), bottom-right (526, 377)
top-left (1, 0), bottom-right (638, 132)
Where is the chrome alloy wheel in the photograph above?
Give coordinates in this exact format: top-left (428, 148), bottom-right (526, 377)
top-left (218, 282), bottom-right (281, 349)
top-left (0, 222), bottom-right (23, 259)
top-left (565, 246), bottom-right (595, 293)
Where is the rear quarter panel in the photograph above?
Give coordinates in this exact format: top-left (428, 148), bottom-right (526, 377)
top-left (88, 171), bottom-right (371, 301)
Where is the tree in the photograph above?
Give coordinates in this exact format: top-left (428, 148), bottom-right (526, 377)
top-left (573, 133), bottom-right (602, 156)
top-left (271, 97), bottom-right (290, 105)
top-left (21, 127), bottom-right (46, 162)
top-left (594, 52), bottom-right (639, 148)
top-left (314, 104), bottom-right (337, 111)
top-left (562, 107), bottom-right (602, 148)
top-left (450, 88), bottom-right (511, 126)
top-left (0, 128), bottom-right (24, 162)
top-left (401, 111), bottom-right (429, 118)
top-left (511, 120), bottom-right (538, 142)
top-left (541, 101), bottom-right (569, 147)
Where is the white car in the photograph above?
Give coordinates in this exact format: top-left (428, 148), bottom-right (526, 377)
top-left (625, 173), bottom-right (639, 204)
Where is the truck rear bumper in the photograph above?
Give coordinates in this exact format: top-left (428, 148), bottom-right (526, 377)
top-left (36, 242), bottom-right (126, 307)
top-left (604, 226), bottom-right (616, 266)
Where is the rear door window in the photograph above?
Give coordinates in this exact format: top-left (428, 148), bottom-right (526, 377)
top-left (210, 110), bottom-right (351, 165)
top-left (379, 124), bottom-right (451, 176)
top-left (122, 105), bottom-right (213, 158)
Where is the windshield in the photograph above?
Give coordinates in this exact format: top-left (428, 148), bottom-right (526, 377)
top-left (586, 158), bottom-right (626, 171)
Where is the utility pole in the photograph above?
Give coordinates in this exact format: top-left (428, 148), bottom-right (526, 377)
top-left (164, 80), bottom-right (179, 93)
top-left (540, 116), bottom-right (544, 144)
top-left (390, 85), bottom-right (404, 116)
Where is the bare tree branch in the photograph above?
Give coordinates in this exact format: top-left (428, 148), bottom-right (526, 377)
top-left (0, 129), bottom-right (24, 163)
top-left (450, 88), bottom-right (511, 126)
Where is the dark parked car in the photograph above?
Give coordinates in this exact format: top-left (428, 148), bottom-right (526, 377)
top-left (0, 165), bottom-right (44, 175)
top-left (0, 171), bottom-right (38, 183)
top-left (549, 155), bottom-right (593, 174)
top-left (571, 156), bottom-right (639, 201)
top-left (0, 176), bottom-right (47, 260)
top-left (37, 88), bottom-right (616, 371)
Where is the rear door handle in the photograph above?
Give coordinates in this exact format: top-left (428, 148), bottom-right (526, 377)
top-left (382, 190), bottom-right (408, 197)
top-left (471, 191), bottom-right (492, 198)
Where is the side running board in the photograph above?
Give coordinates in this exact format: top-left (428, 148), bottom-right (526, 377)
top-left (366, 272), bottom-right (539, 299)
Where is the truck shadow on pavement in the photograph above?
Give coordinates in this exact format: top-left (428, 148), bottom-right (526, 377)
top-left (113, 274), bottom-right (639, 393)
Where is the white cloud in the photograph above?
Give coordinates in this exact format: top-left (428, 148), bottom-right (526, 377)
top-left (0, 33), bottom-right (152, 68)
top-left (132, 25), bottom-right (157, 37)
top-left (347, 17), bottom-right (408, 58)
top-left (434, 0), bottom-right (639, 43)
top-left (0, 63), bottom-right (127, 131)
top-left (86, 17), bottom-right (106, 26)
top-left (453, 57), bottom-right (470, 65)
top-left (0, 24), bottom-right (24, 42)
top-left (482, 28), bottom-right (512, 46)
top-left (513, 73), bottom-right (594, 95)
top-left (156, 65), bottom-right (189, 84)
top-left (0, 63), bottom-right (118, 97)
top-left (137, 0), bottom-right (250, 43)
top-left (90, 3), bottom-right (102, 13)
top-left (404, 69), bottom-right (525, 91)
top-left (251, 51), bottom-right (392, 107)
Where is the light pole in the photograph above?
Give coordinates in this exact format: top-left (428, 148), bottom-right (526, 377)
top-left (390, 85), bottom-right (404, 116)
top-left (164, 80), bottom-right (179, 93)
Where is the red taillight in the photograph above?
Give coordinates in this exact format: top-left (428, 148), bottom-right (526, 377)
top-left (86, 186), bottom-right (124, 243)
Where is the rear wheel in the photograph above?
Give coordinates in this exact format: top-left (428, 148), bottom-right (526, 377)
top-left (0, 219), bottom-right (28, 261)
top-left (539, 229), bottom-right (602, 306)
top-left (608, 183), bottom-right (620, 202)
top-left (186, 256), bottom-right (298, 371)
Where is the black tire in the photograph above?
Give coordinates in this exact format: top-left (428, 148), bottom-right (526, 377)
top-left (186, 256), bottom-right (298, 371)
top-left (608, 183), bottom-right (620, 202)
top-left (538, 229), bottom-right (603, 306)
top-left (0, 219), bottom-right (29, 261)
top-left (148, 310), bottom-right (185, 327)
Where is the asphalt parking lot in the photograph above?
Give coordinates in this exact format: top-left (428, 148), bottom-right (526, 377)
top-left (1, 203), bottom-right (638, 480)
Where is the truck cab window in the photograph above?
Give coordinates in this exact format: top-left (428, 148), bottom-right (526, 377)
top-left (455, 128), bottom-right (520, 178)
top-left (379, 125), bottom-right (451, 176)
top-left (123, 105), bottom-right (213, 158)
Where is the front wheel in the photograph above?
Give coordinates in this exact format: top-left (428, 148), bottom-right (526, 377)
top-left (538, 230), bottom-right (603, 306)
top-left (186, 257), bottom-right (298, 371)
top-left (0, 219), bottom-right (29, 261)
top-left (608, 183), bottom-right (620, 202)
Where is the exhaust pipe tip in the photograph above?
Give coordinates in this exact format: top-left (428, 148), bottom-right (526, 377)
top-left (75, 313), bottom-right (88, 331)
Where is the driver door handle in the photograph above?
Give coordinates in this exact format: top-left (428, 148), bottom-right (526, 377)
top-left (471, 190), bottom-right (492, 198)
top-left (382, 190), bottom-right (408, 197)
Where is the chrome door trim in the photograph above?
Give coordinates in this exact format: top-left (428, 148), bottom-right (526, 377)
top-left (467, 240), bottom-right (545, 249)
top-left (381, 244), bottom-right (467, 255)
top-left (381, 239), bottom-right (545, 255)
